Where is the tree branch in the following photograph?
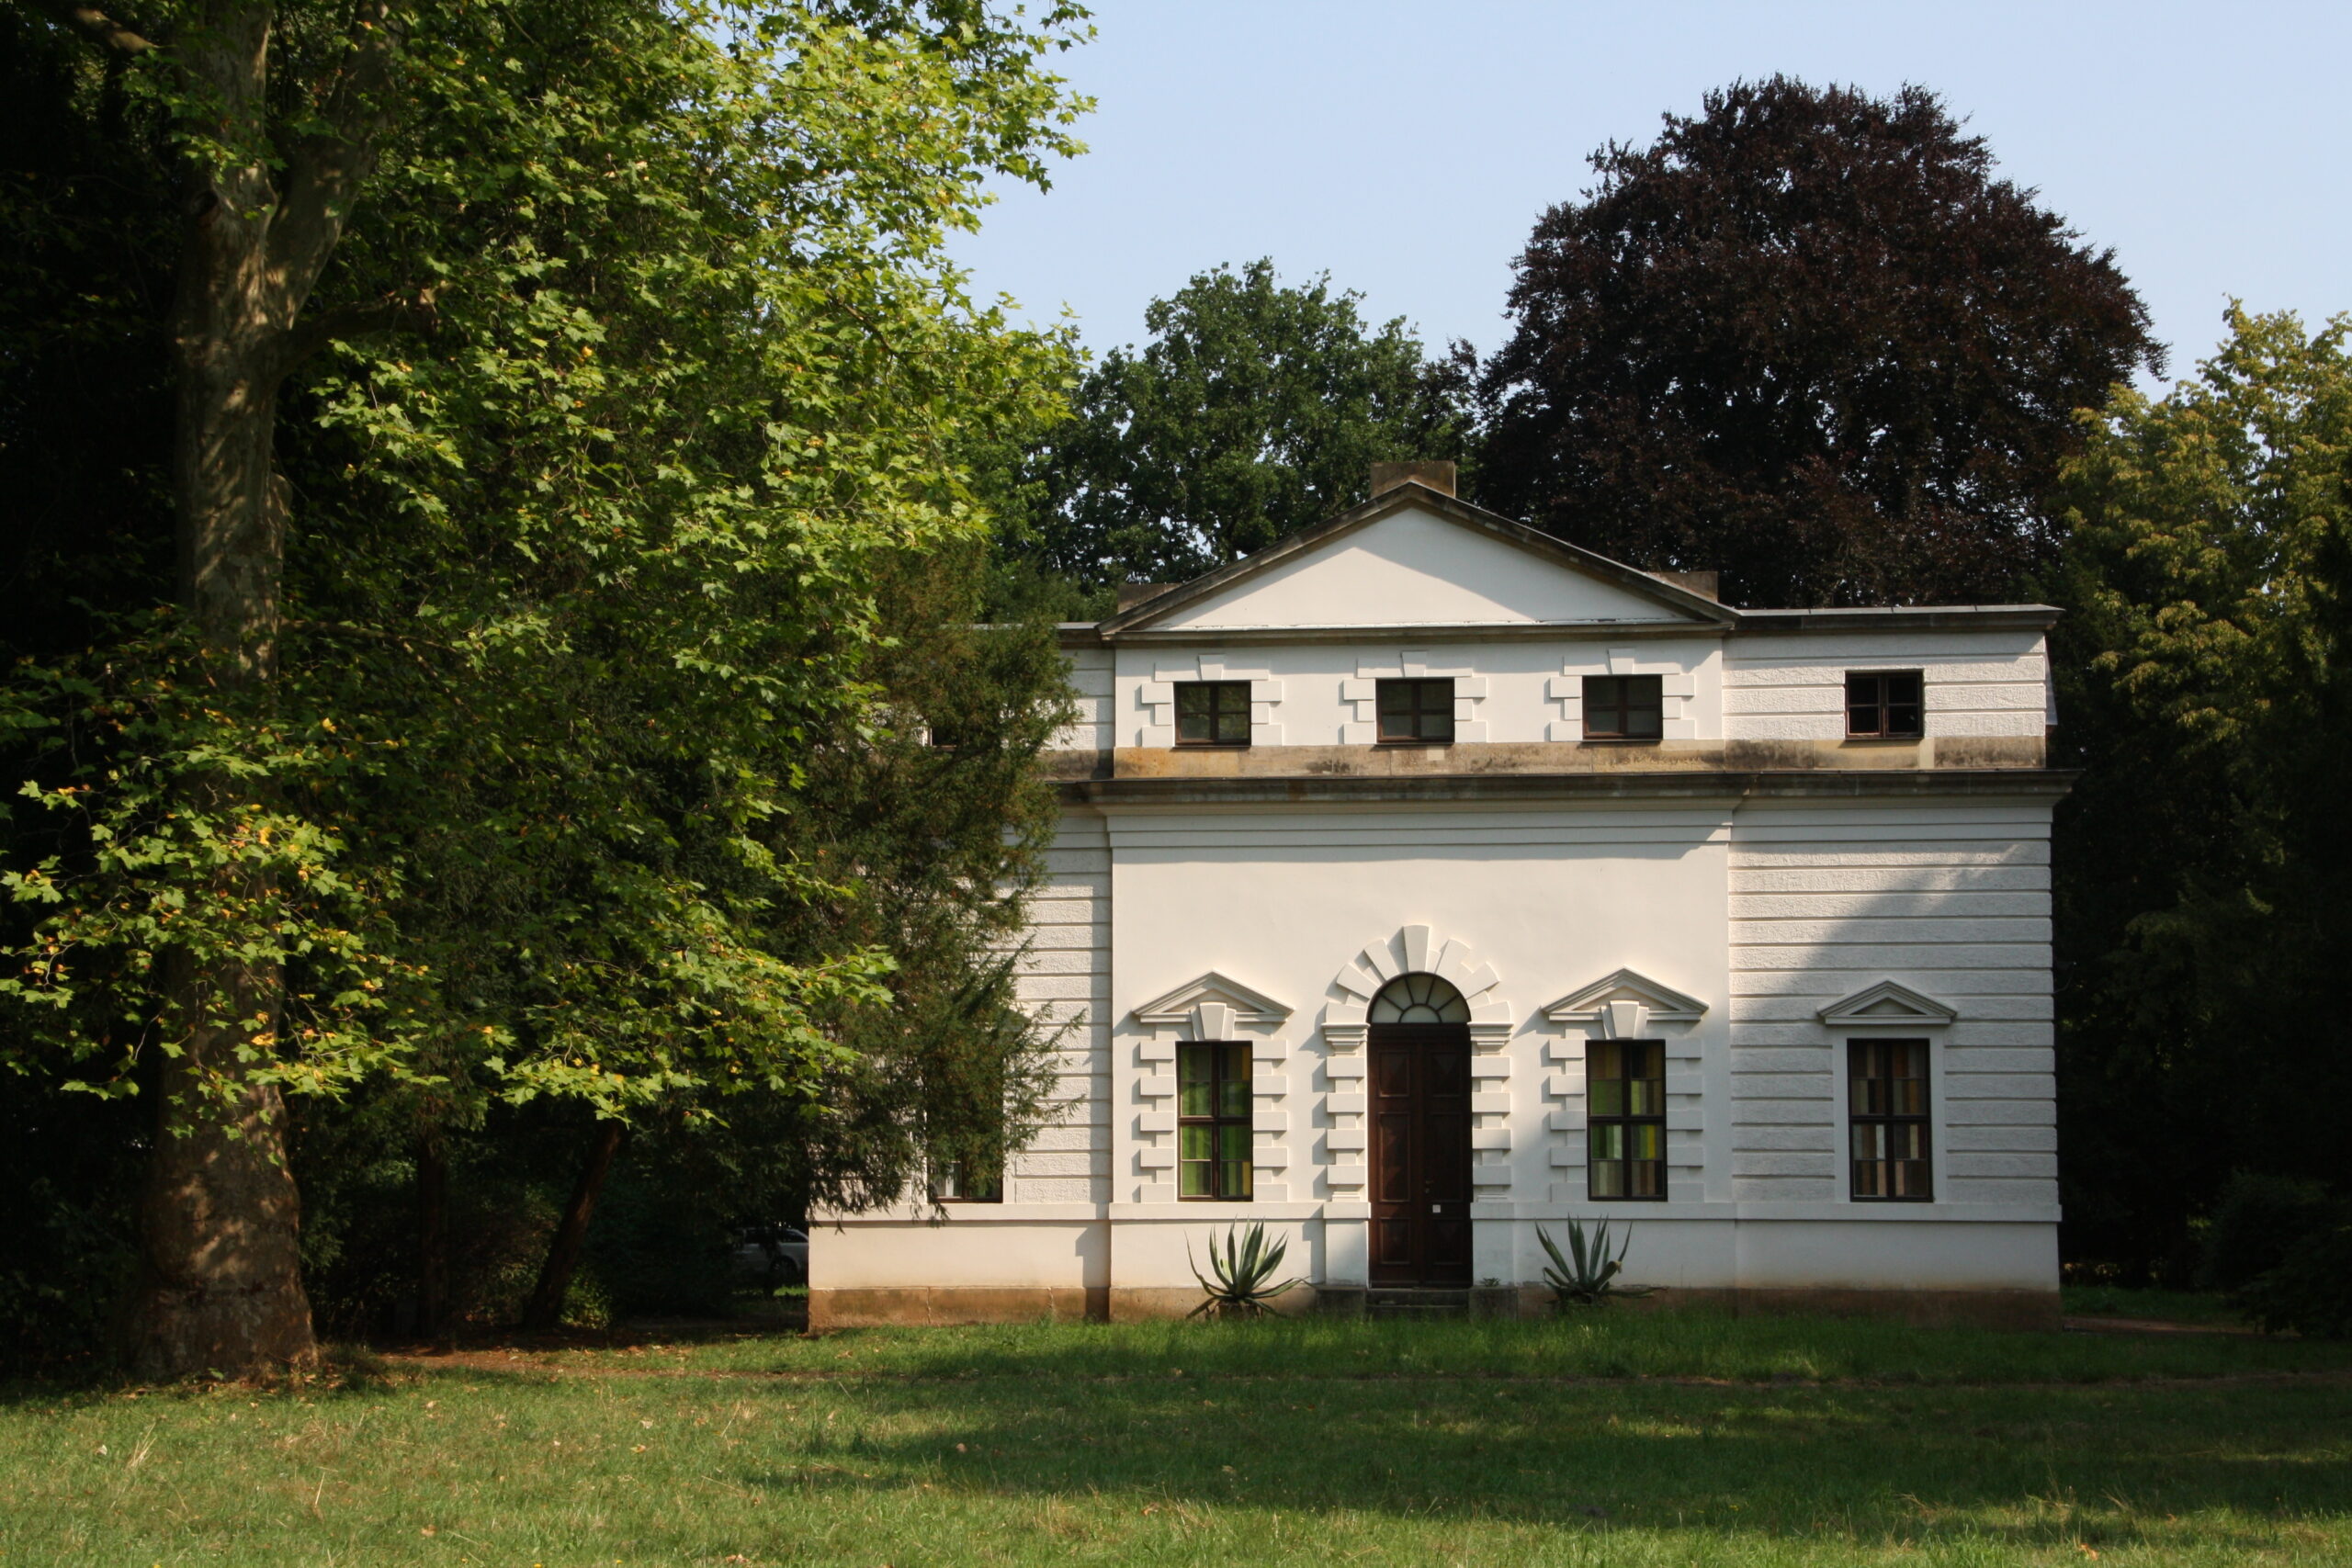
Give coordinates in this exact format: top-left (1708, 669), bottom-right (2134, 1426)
top-left (276, 291), bottom-right (438, 375)
top-left (25, 0), bottom-right (155, 54)
top-left (266, 1), bottom-right (402, 318)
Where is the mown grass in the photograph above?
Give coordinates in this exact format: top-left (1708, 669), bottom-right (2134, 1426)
top-left (5, 1311), bottom-right (2348, 1566)
top-left (560, 1305), bottom-right (2345, 1383)
top-left (2060, 1285), bottom-right (2246, 1325)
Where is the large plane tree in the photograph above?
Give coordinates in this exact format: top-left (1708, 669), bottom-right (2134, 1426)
top-left (1, 0), bottom-right (1086, 1377)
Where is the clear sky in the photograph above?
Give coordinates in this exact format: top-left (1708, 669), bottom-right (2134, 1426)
top-left (947, 0), bottom-right (2348, 380)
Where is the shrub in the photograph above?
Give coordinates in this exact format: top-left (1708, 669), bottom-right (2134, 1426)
top-left (2234, 1210), bottom-right (2352, 1338)
top-left (2199, 1171), bottom-right (2338, 1291)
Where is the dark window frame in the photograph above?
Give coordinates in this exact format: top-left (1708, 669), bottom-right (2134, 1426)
top-left (1586, 1039), bottom-right (1668, 1201)
top-left (1376, 677), bottom-right (1456, 745)
top-left (1846, 671), bottom-right (1926, 739)
top-left (1581, 674), bottom-right (1666, 741)
top-left (1175, 681), bottom-right (1254, 747)
top-left (1849, 1038), bottom-right (1933, 1201)
top-left (1178, 1041), bottom-right (1254, 1201)
top-left (930, 1160), bottom-right (1004, 1203)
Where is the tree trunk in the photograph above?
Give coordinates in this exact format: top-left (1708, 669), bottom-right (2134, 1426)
top-left (116, 0), bottom-right (397, 1380)
top-left (522, 1122), bottom-right (627, 1332)
top-left (119, 953), bottom-right (317, 1381)
top-left (116, 1), bottom-right (317, 1382)
top-left (416, 1130), bottom-right (450, 1343)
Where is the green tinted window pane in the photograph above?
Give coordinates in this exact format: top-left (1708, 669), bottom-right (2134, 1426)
top-left (1630, 1124), bottom-right (1662, 1160)
top-left (1225, 1161), bottom-right (1251, 1200)
top-left (1219, 1123), bottom-right (1251, 1164)
top-left (1628, 1080), bottom-right (1659, 1115)
top-left (1180, 1080), bottom-right (1210, 1117)
top-left (1180, 1124), bottom-right (1213, 1162)
top-left (1180, 1044), bottom-right (1209, 1082)
top-left (1589, 1079), bottom-right (1623, 1116)
top-left (1175, 686), bottom-right (1210, 741)
top-left (1179, 1161), bottom-right (1212, 1198)
top-left (1589, 1161), bottom-right (1623, 1198)
top-left (1589, 1124), bottom-right (1623, 1162)
top-left (1591, 1040), bottom-right (1622, 1079)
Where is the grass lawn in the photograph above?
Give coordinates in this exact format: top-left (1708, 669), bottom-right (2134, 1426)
top-left (2059, 1285), bottom-right (2249, 1326)
top-left (6, 1311), bottom-right (2349, 1567)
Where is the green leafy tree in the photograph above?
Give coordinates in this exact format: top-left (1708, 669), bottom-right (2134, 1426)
top-left (2052, 308), bottom-right (2352, 1270)
top-left (1479, 77), bottom-right (2164, 608)
top-left (1, 0), bottom-right (1087, 1374)
top-left (1019, 258), bottom-right (1474, 588)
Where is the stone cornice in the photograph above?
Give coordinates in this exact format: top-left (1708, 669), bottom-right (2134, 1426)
top-left (1058, 769), bottom-right (2079, 807)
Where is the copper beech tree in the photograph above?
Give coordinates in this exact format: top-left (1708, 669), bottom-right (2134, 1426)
top-left (1, 1), bottom-right (1088, 1376)
top-left (1478, 77), bottom-right (2164, 609)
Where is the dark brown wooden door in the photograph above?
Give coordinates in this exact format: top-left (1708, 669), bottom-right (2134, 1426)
top-left (1369, 1021), bottom-right (1473, 1286)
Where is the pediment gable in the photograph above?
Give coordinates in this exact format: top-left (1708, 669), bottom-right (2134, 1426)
top-left (1543, 968), bottom-right (1709, 1039)
top-left (1102, 485), bottom-right (1734, 636)
top-left (1131, 971), bottom-right (1293, 1038)
top-left (1817, 980), bottom-right (1957, 1030)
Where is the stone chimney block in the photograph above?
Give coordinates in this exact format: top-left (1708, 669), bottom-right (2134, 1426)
top-left (1370, 460), bottom-right (1456, 498)
top-left (1652, 570), bottom-right (1721, 603)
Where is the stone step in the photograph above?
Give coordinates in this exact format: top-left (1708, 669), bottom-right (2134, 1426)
top-left (1366, 1287), bottom-right (1471, 1319)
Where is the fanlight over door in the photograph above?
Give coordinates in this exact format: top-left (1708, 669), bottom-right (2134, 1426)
top-left (1367, 973), bottom-right (1473, 1287)
top-left (1369, 972), bottom-right (1471, 1024)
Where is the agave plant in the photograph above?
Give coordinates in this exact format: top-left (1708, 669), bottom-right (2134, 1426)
top-left (1187, 1223), bottom-right (1305, 1320)
top-left (1537, 1215), bottom-right (1653, 1306)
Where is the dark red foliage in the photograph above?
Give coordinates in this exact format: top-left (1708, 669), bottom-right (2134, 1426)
top-left (1476, 78), bottom-right (2163, 608)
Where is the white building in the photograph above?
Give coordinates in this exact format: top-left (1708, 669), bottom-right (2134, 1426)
top-left (813, 464), bottom-right (2065, 1327)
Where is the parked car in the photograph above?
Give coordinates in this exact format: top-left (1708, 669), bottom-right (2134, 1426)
top-left (730, 1224), bottom-right (809, 1287)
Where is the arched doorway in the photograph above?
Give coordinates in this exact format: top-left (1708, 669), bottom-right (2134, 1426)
top-left (1368, 973), bottom-right (1473, 1286)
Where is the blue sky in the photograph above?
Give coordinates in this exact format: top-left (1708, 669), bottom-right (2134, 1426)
top-left (948, 0), bottom-right (2347, 380)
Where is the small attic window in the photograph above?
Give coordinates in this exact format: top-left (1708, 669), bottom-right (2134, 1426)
top-left (1376, 679), bottom-right (1454, 744)
top-left (1176, 682), bottom-right (1251, 746)
top-left (1583, 675), bottom-right (1663, 740)
top-left (1847, 671), bottom-right (1924, 739)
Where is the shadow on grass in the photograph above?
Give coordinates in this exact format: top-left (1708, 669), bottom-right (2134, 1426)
top-left (720, 1366), bottom-right (2349, 1556)
top-left (677, 1307), bottom-right (2352, 1386)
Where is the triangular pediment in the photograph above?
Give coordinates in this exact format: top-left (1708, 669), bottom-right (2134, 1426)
top-left (1131, 970), bottom-right (1293, 1028)
top-left (1543, 967), bottom-right (1710, 1027)
top-left (1817, 980), bottom-right (1957, 1029)
top-left (1102, 484), bottom-right (1735, 636)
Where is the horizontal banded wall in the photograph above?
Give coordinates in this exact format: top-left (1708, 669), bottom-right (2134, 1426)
top-left (1009, 807), bottom-right (1112, 1203)
top-left (1727, 800), bottom-right (2056, 1210)
top-left (1048, 646), bottom-right (1114, 754)
top-left (1724, 633), bottom-right (2049, 741)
